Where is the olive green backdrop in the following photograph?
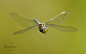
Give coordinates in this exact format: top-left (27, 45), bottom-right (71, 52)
top-left (0, 0), bottom-right (86, 54)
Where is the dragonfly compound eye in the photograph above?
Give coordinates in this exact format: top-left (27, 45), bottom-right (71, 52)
top-left (43, 29), bottom-right (46, 33)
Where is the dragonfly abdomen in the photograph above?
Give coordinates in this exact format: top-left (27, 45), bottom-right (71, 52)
top-left (33, 19), bottom-right (41, 24)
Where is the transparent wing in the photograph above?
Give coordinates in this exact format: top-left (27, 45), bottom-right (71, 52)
top-left (9, 13), bottom-right (37, 28)
top-left (46, 11), bottom-right (69, 25)
top-left (46, 24), bottom-right (78, 32)
top-left (13, 25), bottom-right (36, 35)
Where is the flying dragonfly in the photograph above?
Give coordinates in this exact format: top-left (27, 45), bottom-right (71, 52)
top-left (9, 11), bottom-right (78, 35)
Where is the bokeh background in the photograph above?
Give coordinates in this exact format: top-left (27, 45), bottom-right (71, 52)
top-left (0, 0), bottom-right (86, 54)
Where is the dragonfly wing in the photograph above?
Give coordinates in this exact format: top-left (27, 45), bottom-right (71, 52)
top-left (9, 13), bottom-right (37, 28)
top-left (46, 11), bottom-right (69, 25)
top-left (46, 24), bottom-right (78, 32)
top-left (13, 25), bottom-right (36, 35)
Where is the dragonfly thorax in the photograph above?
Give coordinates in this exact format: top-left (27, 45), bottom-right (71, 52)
top-left (39, 23), bottom-right (48, 34)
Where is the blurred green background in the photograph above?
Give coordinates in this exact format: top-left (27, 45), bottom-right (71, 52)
top-left (0, 0), bottom-right (86, 54)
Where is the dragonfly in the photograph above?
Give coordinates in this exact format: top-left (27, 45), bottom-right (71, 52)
top-left (9, 11), bottom-right (78, 35)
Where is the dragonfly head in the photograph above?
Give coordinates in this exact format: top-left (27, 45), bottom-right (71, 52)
top-left (39, 26), bottom-right (48, 34)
